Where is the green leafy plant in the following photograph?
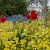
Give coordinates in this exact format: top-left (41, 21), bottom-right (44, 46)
top-left (0, 0), bottom-right (27, 16)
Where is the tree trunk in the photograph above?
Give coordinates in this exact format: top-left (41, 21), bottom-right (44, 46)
top-left (42, 0), bottom-right (47, 17)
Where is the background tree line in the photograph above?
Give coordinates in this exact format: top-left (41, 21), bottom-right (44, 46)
top-left (0, 0), bottom-right (27, 16)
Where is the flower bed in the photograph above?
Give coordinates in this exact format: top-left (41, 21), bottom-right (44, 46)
top-left (0, 19), bottom-right (50, 50)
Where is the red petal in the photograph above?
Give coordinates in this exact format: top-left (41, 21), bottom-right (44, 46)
top-left (31, 13), bottom-right (37, 20)
top-left (31, 10), bottom-right (35, 14)
top-left (26, 14), bottom-right (31, 19)
top-left (1, 17), bottom-right (6, 22)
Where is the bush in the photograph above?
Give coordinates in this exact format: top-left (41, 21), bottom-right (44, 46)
top-left (0, 19), bottom-right (50, 50)
top-left (0, 0), bottom-right (27, 16)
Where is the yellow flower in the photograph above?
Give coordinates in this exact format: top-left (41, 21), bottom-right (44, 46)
top-left (21, 32), bottom-right (27, 36)
top-left (26, 47), bottom-right (30, 49)
top-left (3, 48), bottom-right (10, 50)
top-left (0, 20), bottom-right (50, 50)
top-left (10, 40), bottom-right (14, 44)
top-left (5, 43), bottom-right (10, 48)
top-left (28, 40), bottom-right (36, 46)
top-left (37, 39), bottom-right (41, 43)
top-left (43, 38), bottom-right (46, 41)
top-left (20, 39), bottom-right (26, 44)
top-left (5, 41), bottom-right (11, 48)
top-left (24, 29), bottom-right (27, 32)
top-left (14, 29), bottom-right (18, 35)
top-left (18, 23), bottom-right (23, 29)
top-left (11, 44), bottom-right (16, 50)
top-left (21, 48), bottom-right (25, 50)
top-left (46, 47), bottom-right (50, 50)
top-left (0, 29), bottom-right (3, 32)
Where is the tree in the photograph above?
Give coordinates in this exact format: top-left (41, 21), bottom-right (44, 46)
top-left (0, 0), bottom-right (27, 16)
top-left (42, 0), bottom-right (47, 17)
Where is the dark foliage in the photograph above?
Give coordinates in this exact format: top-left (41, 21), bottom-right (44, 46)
top-left (0, 0), bottom-right (27, 16)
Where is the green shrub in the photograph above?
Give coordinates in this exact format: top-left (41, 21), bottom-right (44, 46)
top-left (0, 0), bottom-right (27, 16)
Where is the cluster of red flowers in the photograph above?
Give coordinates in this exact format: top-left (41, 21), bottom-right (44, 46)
top-left (26, 10), bottom-right (38, 20)
top-left (0, 16), bottom-right (6, 22)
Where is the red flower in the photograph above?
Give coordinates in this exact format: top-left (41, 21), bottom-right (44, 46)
top-left (26, 14), bottom-right (31, 19)
top-left (30, 10), bottom-right (38, 20)
top-left (26, 10), bottom-right (38, 20)
top-left (31, 13), bottom-right (37, 20)
top-left (31, 10), bottom-right (35, 14)
top-left (0, 17), bottom-right (6, 22)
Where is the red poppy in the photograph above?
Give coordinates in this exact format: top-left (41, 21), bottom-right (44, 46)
top-left (31, 10), bottom-right (35, 14)
top-left (0, 18), bottom-right (1, 21)
top-left (26, 10), bottom-right (38, 20)
top-left (26, 14), bottom-right (31, 19)
top-left (31, 13), bottom-right (37, 20)
top-left (0, 17), bottom-right (6, 22)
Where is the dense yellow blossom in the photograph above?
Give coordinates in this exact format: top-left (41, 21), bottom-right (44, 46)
top-left (3, 48), bottom-right (10, 50)
top-left (0, 20), bottom-right (50, 50)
